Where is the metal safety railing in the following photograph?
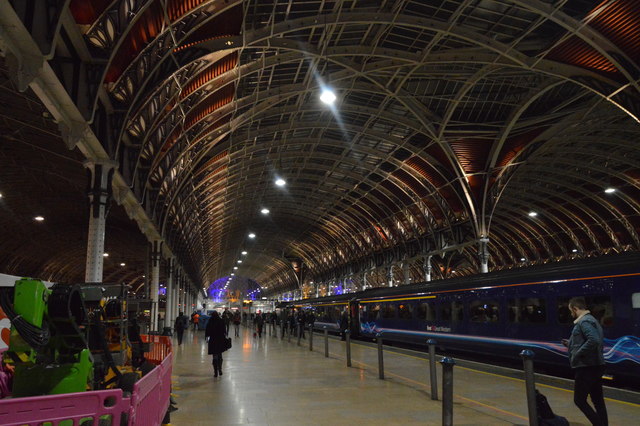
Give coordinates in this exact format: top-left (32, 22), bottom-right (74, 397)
top-left (281, 327), bottom-right (543, 426)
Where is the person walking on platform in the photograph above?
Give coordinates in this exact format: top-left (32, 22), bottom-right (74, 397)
top-left (192, 311), bottom-right (200, 332)
top-left (205, 311), bottom-right (228, 377)
top-left (232, 310), bottom-right (241, 337)
top-left (222, 308), bottom-right (232, 335)
top-left (255, 310), bottom-right (265, 338)
top-left (562, 297), bottom-right (608, 426)
top-left (296, 310), bottom-right (306, 339)
top-left (174, 311), bottom-right (188, 345)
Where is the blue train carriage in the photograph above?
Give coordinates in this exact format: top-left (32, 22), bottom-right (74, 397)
top-left (354, 252), bottom-right (640, 385)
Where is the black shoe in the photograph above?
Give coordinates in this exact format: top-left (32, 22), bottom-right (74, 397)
top-left (219, 370), bottom-right (223, 376)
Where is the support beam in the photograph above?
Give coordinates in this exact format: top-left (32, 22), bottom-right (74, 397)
top-left (166, 257), bottom-right (174, 327)
top-left (84, 160), bottom-right (117, 283)
top-left (150, 240), bottom-right (162, 332)
top-left (423, 256), bottom-right (433, 282)
top-left (478, 238), bottom-right (490, 274)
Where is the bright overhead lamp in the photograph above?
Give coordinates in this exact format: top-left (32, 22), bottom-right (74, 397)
top-left (0, 193), bottom-right (3, 198)
top-left (320, 88), bottom-right (336, 105)
top-left (103, 253), bottom-right (109, 257)
top-left (248, 233), bottom-right (256, 239)
top-left (120, 262), bottom-right (126, 266)
top-left (241, 251), bottom-right (247, 255)
top-left (261, 208), bottom-right (270, 214)
top-left (34, 216), bottom-right (45, 221)
top-left (237, 260), bottom-right (242, 264)
top-left (572, 249), bottom-right (578, 253)
top-left (520, 257), bottom-right (526, 261)
top-left (528, 211), bottom-right (538, 217)
top-left (275, 178), bottom-right (286, 187)
top-left (604, 187), bottom-right (616, 194)
top-left (233, 266), bottom-right (238, 270)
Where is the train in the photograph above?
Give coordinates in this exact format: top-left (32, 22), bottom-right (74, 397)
top-left (288, 252), bottom-right (640, 386)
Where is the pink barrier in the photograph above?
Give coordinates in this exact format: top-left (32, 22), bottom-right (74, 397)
top-left (0, 352), bottom-right (173, 425)
top-left (0, 388), bottom-right (131, 426)
top-left (129, 352), bottom-right (173, 426)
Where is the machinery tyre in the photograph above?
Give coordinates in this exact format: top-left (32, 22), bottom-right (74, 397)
top-left (140, 361), bottom-right (155, 376)
top-left (117, 372), bottom-right (138, 395)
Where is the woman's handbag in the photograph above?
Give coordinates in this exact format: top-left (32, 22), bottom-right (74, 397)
top-left (224, 337), bottom-right (232, 351)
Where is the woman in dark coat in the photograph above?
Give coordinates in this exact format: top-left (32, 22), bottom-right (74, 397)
top-left (205, 311), bottom-right (227, 377)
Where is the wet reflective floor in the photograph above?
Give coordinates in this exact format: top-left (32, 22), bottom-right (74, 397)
top-left (169, 325), bottom-right (639, 425)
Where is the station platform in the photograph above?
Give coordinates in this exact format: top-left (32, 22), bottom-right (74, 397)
top-left (169, 325), bottom-right (639, 425)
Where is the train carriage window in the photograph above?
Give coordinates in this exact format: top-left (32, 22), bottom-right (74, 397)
top-left (470, 300), bottom-right (500, 323)
top-left (331, 306), bottom-right (342, 322)
top-left (557, 295), bottom-right (614, 327)
top-left (368, 304), bottom-right (381, 321)
top-left (417, 301), bottom-right (436, 321)
top-left (382, 303), bottom-right (397, 319)
top-left (439, 301), bottom-right (464, 323)
top-left (398, 303), bottom-right (413, 320)
top-left (508, 298), bottom-right (546, 324)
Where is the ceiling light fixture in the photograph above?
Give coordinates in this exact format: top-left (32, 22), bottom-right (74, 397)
top-left (320, 88), bottom-right (336, 105)
top-left (248, 233), bottom-right (256, 239)
top-left (604, 187), bottom-right (616, 194)
top-left (241, 251), bottom-right (247, 255)
top-left (34, 216), bottom-right (44, 221)
top-left (103, 253), bottom-right (109, 257)
top-left (237, 260), bottom-right (242, 264)
top-left (233, 266), bottom-right (238, 270)
top-left (275, 178), bottom-right (286, 187)
top-left (120, 262), bottom-right (126, 266)
top-left (261, 208), bottom-right (270, 214)
top-left (528, 211), bottom-right (538, 217)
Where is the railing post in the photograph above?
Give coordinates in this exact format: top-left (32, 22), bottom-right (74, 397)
top-left (324, 327), bottom-right (329, 357)
top-left (376, 333), bottom-right (384, 379)
top-left (345, 329), bottom-right (352, 367)
top-left (520, 349), bottom-right (538, 426)
top-left (427, 339), bottom-right (438, 400)
top-left (440, 357), bottom-right (455, 426)
top-left (309, 324), bottom-right (313, 351)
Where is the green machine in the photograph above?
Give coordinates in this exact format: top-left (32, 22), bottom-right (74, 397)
top-left (1, 278), bottom-right (93, 396)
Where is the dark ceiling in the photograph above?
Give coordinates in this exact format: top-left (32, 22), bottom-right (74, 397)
top-left (0, 0), bottom-right (639, 297)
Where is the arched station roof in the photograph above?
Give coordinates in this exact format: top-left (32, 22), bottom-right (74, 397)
top-left (0, 0), bottom-right (639, 296)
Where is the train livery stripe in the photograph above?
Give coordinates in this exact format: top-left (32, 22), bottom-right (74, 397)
top-left (359, 323), bottom-right (640, 365)
top-left (358, 272), bottom-right (640, 302)
top-left (360, 295), bottom-right (437, 303)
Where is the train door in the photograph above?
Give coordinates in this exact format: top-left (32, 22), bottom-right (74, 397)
top-left (348, 300), bottom-right (360, 337)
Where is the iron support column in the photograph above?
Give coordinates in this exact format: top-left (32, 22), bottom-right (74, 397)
top-left (478, 238), bottom-right (489, 273)
top-left (423, 256), bottom-right (432, 282)
top-left (83, 160), bottom-right (116, 283)
top-left (166, 258), bottom-right (174, 327)
top-left (150, 240), bottom-right (162, 332)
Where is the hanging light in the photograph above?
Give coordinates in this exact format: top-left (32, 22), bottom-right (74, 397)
top-left (320, 88), bottom-right (336, 105)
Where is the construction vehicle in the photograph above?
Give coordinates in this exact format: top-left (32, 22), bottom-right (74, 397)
top-left (0, 278), bottom-right (149, 397)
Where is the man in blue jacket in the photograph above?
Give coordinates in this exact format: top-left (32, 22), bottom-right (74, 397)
top-left (562, 297), bottom-right (608, 426)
